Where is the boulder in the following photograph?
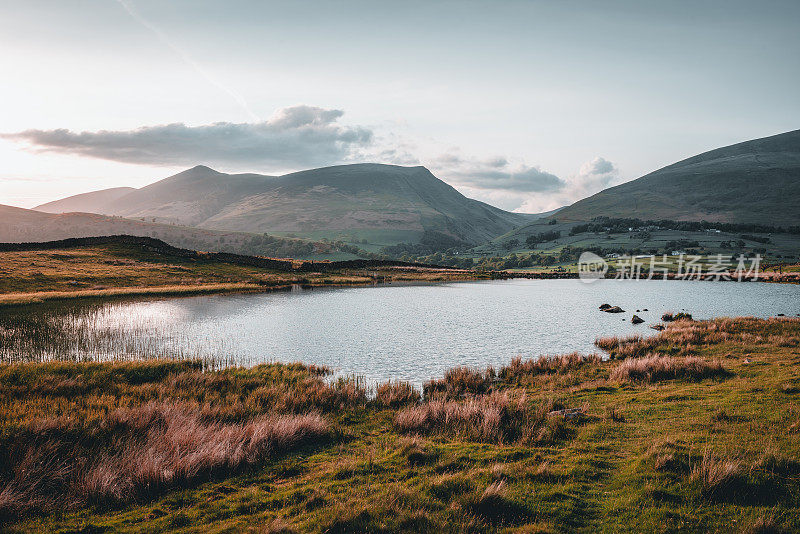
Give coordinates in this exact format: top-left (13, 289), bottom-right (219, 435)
top-left (599, 303), bottom-right (612, 311)
top-left (631, 315), bottom-right (645, 324)
top-left (603, 306), bottom-right (625, 313)
top-left (650, 324), bottom-right (665, 331)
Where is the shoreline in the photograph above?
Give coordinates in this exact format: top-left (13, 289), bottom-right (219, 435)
top-left (3, 269), bottom-right (798, 308)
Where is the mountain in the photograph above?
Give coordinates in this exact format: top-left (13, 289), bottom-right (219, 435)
top-left (35, 164), bottom-right (531, 245)
top-left (35, 187), bottom-right (135, 214)
top-left (554, 129), bottom-right (800, 226)
top-left (0, 205), bottom-right (362, 259)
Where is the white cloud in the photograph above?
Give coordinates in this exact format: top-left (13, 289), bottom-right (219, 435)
top-left (517, 156), bottom-right (621, 213)
top-left (0, 105), bottom-right (373, 169)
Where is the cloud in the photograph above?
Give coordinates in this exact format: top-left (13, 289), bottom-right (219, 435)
top-left (428, 153), bottom-right (566, 194)
top-left (516, 156), bottom-right (620, 213)
top-left (1, 106), bottom-right (373, 169)
top-left (580, 156), bottom-right (615, 177)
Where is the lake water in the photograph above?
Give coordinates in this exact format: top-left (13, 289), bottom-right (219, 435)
top-left (2, 279), bottom-right (799, 385)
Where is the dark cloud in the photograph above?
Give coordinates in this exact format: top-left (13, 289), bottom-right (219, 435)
top-left (1, 106), bottom-right (373, 168)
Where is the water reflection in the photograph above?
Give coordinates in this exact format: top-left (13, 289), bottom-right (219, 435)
top-left (2, 280), bottom-right (798, 385)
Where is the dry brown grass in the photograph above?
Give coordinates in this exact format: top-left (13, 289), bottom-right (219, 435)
top-left (394, 391), bottom-right (569, 444)
top-left (0, 402), bottom-right (328, 518)
top-left (596, 317), bottom-right (800, 360)
top-left (610, 354), bottom-right (729, 383)
top-left (422, 366), bottom-right (495, 400)
top-left (690, 449), bottom-right (743, 498)
top-left (499, 353), bottom-right (601, 383)
top-left (374, 381), bottom-right (421, 408)
top-left (594, 334), bottom-right (664, 359)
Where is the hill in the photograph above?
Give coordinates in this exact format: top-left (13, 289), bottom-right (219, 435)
top-left (555, 129), bottom-right (800, 225)
top-left (35, 164), bottom-right (531, 246)
top-left (34, 187), bottom-right (135, 214)
top-left (0, 204), bottom-right (363, 260)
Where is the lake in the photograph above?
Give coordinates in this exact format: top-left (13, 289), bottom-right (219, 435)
top-left (2, 279), bottom-right (798, 385)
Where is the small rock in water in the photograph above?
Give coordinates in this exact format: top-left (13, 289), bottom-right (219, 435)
top-left (631, 315), bottom-right (645, 324)
top-left (603, 306), bottom-right (625, 313)
top-left (599, 303), bottom-right (612, 310)
top-left (642, 308), bottom-right (648, 311)
top-left (650, 324), bottom-right (665, 331)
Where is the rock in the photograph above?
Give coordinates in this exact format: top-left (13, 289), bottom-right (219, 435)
top-left (636, 309), bottom-right (640, 312)
top-left (777, 313), bottom-right (785, 317)
top-left (603, 306), bottom-right (625, 313)
top-left (650, 324), bottom-right (665, 331)
top-left (599, 303), bottom-right (612, 310)
top-left (631, 315), bottom-right (645, 324)
top-left (642, 308), bottom-right (648, 311)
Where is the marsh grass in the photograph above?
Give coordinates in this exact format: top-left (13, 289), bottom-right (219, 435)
top-left (2, 317), bottom-right (800, 532)
top-left (394, 391), bottom-right (571, 444)
top-left (610, 354), bottom-right (729, 383)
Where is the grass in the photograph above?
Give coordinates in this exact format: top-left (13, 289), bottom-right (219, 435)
top-left (610, 354), bottom-right (729, 383)
top-left (1, 317), bottom-right (800, 532)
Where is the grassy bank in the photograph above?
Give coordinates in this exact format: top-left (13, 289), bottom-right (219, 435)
top-left (1, 317), bottom-right (799, 532)
top-left (0, 239), bottom-right (484, 306)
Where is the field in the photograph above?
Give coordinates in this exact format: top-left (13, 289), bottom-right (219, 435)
top-left (1, 316), bottom-right (799, 532)
top-left (0, 239), bottom-right (484, 306)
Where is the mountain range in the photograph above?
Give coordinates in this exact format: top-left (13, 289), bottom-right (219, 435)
top-left (35, 164), bottom-right (531, 246)
top-left (20, 129), bottom-right (800, 256)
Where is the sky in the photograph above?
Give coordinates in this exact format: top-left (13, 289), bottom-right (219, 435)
top-left (1, 0), bottom-right (799, 213)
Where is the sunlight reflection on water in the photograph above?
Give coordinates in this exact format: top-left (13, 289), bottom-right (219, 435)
top-left (3, 279), bottom-right (799, 386)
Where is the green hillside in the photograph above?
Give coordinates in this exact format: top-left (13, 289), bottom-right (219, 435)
top-left (555, 129), bottom-right (800, 225)
top-left (0, 205), bottom-right (362, 260)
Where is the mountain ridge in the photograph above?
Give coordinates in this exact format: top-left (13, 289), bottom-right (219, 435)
top-left (554, 129), bottom-right (800, 225)
top-left (35, 163), bottom-right (531, 245)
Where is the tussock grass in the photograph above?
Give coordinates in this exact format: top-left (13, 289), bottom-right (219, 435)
top-left (597, 316), bottom-right (800, 360)
top-left (0, 402), bottom-right (328, 518)
top-left (422, 366), bottom-right (495, 400)
top-left (499, 353), bottom-right (601, 383)
top-left (394, 391), bottom-right (570, 444)
top-left (610, 354), bottom-right (729, 383)
top-left (690, 449), bottom-right (744, 498)
top-left (595, 334), bottom-right (663, 359)
top-left (374, 381), bottom-right (421, 408)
